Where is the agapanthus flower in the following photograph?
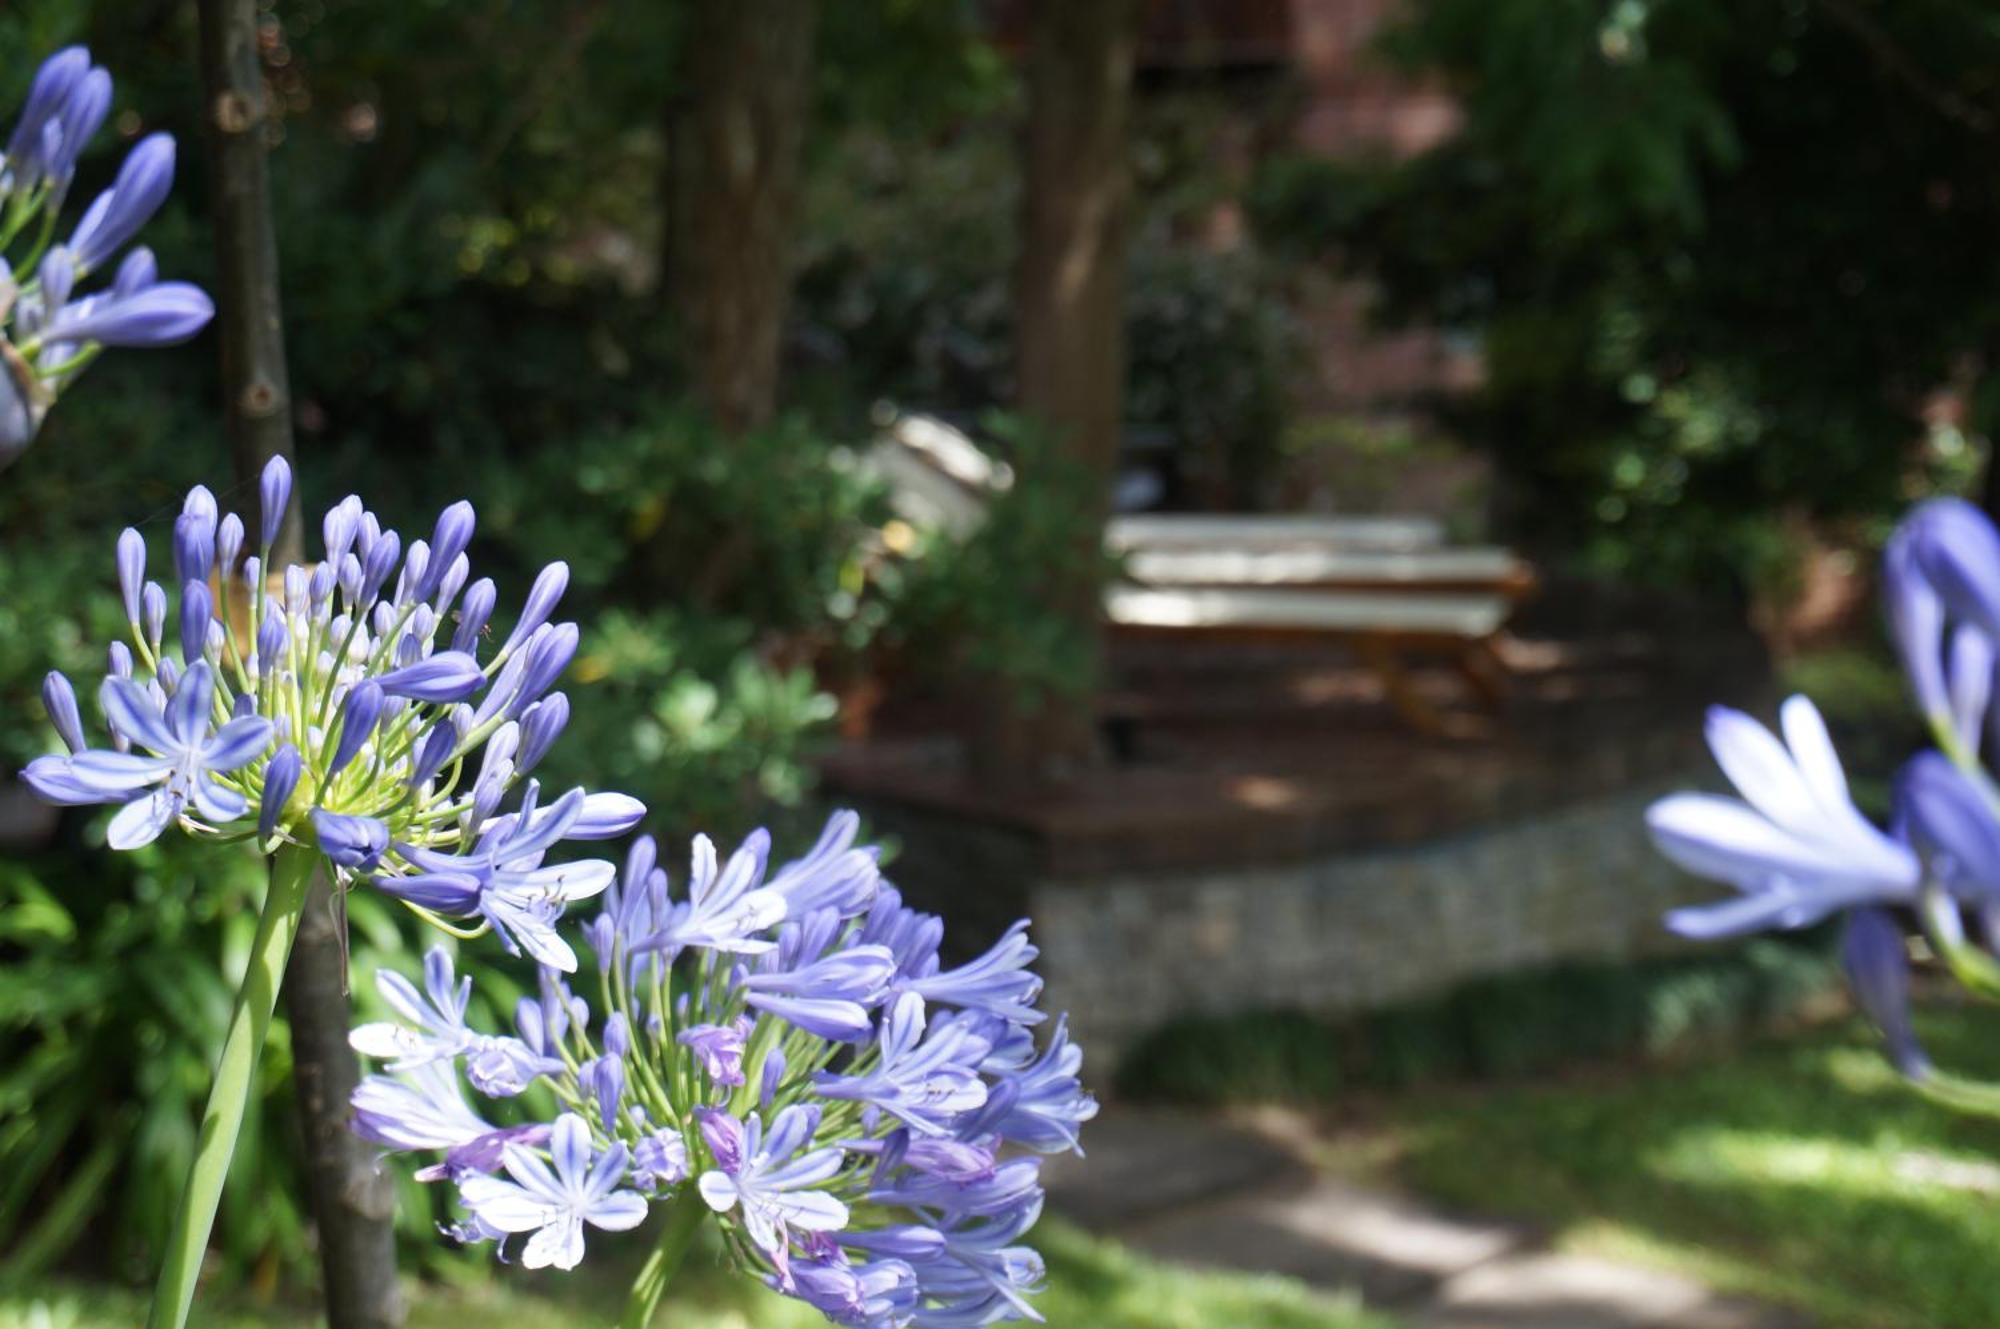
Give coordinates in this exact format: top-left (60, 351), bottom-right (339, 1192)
top-left (0, 47), bottom-right (212, 468)
top-left (21, 459), bottom-right (639, 969)
top-left (1656, 498), bottom-right (2000, 1087)
top-left (1649, 695), bottom-right (1920, 938)
top-left (351, 811), bottom-right (1095, 1327)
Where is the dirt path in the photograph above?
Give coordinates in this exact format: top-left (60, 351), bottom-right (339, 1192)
top-left (1043, 1108), bottom-right (1809, 1329)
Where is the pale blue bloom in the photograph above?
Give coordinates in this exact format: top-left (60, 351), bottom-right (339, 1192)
top-left (814, 993), bottom-right (988, 1136)
top-left (457, 1113), bottom-right (647, 1271)
top-left (697, 1106), bottom-right (851, 1258)
top-left (24, 662), bottom-right (271, 848)
top-left (1651, 696), bottom-right (1919, 938)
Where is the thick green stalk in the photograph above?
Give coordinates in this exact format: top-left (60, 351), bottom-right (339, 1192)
top-left (147, 842), bottom-right (318, 1329)
top-left (619, 1195), bottom-right (710, 1329)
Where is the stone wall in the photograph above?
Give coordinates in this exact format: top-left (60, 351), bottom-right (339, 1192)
top-left (865, 779), bottom-right (1713, 1064)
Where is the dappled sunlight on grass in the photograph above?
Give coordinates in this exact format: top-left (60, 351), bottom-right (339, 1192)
top-left (1392, 1007), bottom-right (2000, 1328)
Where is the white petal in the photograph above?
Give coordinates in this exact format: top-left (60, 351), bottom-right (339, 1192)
top-left (107, 790), bottom-right (176, 849)
top-left (697, 1171), bottom-right (739, 1213)
top-left (458, 1177), bottom-right (558, 1234)
top-left (585, 1191), bottom-right (649, 1232)
top-left (492, 904), bottom-right (578, 973)
top-left (767, 1187), bottom-right (848, 1232)
top-left (1778, 696), bottom-right (1850, 819)
top-left (1706, 707), bottom-right (1819, 840)
top-left (520, 1216), bottom-right (585, 1271)
top-left (1646, 794), bottom-right (1852, 886)
top-left (505, 859), bottom-right (616, 902)
top-left (348, 1022), bottom-right (436, 1065)
top-left (191, 775), bottom-right (247, 823)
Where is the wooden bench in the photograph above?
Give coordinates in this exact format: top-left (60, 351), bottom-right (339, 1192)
top-left (1103, 584), bottom-right (1517, 734)
top-left (864, 412), bottom-right (1533, 734)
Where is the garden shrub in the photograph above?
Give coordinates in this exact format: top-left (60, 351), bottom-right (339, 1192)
top-left (1116, 937), bottom-right (1840, 1104)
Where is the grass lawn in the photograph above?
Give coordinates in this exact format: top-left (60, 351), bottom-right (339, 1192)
top-left (1375, 1004), bottom-right (2000, 1329)
top-left (0, 1218), bottom-right (1396, 1329)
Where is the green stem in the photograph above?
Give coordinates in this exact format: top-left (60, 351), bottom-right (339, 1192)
top-left (619, 1194), bottom-right (709, 1329)
top-left (147, 842), bottom-right (318, 1329)
top-left (1913, 1070), bottom-right (2000, 1121)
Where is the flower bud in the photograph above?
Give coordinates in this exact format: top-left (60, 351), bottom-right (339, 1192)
top-left (410, 721), bottom-right (458, 788)
top-left (37, 246), bottom-right (74, 315)
top-left (323, 495), bottom-right (362, 566)
top-left (114, 246), bottom-right (157, 300)
top-left (517, 693), bottom-right (568, 773)
top-left (47, 68), bottom-right (111, 188)
top-left (180, 580), bottom-right (211, 665)
top-left (451, 578), bottom-right (496, 654)
top-left (501, 561), bottom-right (569, 657)
top-left (69, 132), bottom-right (175, 271)
top-left (338, 552), bottom-right (363, 606)
top-left (257, 608), bottom-right (288, 675)
top-left (215, 512), bottom-right (244, 576)
top-left (760, 1046), bottom-right (787, 1109)
top-left (434, 552), bottom-right (470, 615)
top-left (142, 582), bottom-right (166, 651)
top-left (51, 281), bottom-right (212, 347)
top-left (7, 48), bottom-right (90, 175)
top-left (330, 680), bottom-right (384, 775)
top-left (1843, 907), bottom-right (1929, 1079)
top-left (259, 743), bottom-right (301, 844)
top-left (309, 560), bottom-right (336, 611)
top-left (394, 540), bottom-right (430, 609)
top-left (172, 510), bottom-right (212, 586)
top-left (41, 671), bottom-right (83, 752)
top-left (568, 791), bottom-right (645, 840)
top-left (378, 650), bottom-right (484, 703)
top-left (359, 530), bottom-right (400, 606)
top-left (422, 502), bottom-right (476, 601)
top-left (259, 455), bottom-right (291, 550)
top-left (516, 621), bottom-right (579, 709)
top-left (311, 809), bottom-right (387, 872)
top-left (116, 527), bottom-right (145, 623)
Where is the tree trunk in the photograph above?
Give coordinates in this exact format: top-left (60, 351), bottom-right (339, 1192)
top-left (665, 0), bottom-right (818, 434)
top-left (198, 2), bottom-right (403, 1324)
top-left (1009, 0), bottom-right (1141, 775)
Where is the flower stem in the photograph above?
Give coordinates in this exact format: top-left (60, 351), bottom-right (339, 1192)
top-left (147, 842), bottom-right (318, 1329)
top-left (619, 1193), bottom-right (709, 1329)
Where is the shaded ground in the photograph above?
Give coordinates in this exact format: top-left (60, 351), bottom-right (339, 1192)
top-left (1375, 1005), bottom-right (2000, 1329)
top-left (1045, 1110), bottom-right (1803, 1329)
top-left (1055, 1003), bottom-right (2000, 1329)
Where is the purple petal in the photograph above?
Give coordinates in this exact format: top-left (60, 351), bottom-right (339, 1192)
top-left (100, 676), bottom-right (176, 754)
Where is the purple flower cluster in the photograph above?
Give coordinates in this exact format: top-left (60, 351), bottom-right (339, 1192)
top-left (350, 811), bottom-right (1096, 1324)
top-left (22, 459), bottom-right (640, 969)
top-left (0, 47), bottom-right (213, 465)
top-left (1650, 497), bottom-right (2000, 1076)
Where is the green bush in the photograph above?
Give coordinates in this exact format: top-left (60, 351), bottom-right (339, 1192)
top-left (1116, 938), bottom-right (1841, 1104)
top-left (880, 413), bottom-right (1113, 717)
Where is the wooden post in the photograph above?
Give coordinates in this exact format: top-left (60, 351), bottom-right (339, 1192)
top-left (1009, 0), bottom-right (1142, 775)
top-left (666, 0), bottom-right (819, 434)
top-left (196, 2), bottom-right (403, 1325)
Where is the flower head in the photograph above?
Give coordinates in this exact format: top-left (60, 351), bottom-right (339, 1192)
top-left (352, 811), bottom-right (1091, 1326)
top-left (21, 460), bottom-right (638, 968)
top-left (0, 48), bottom-right (210, 466)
